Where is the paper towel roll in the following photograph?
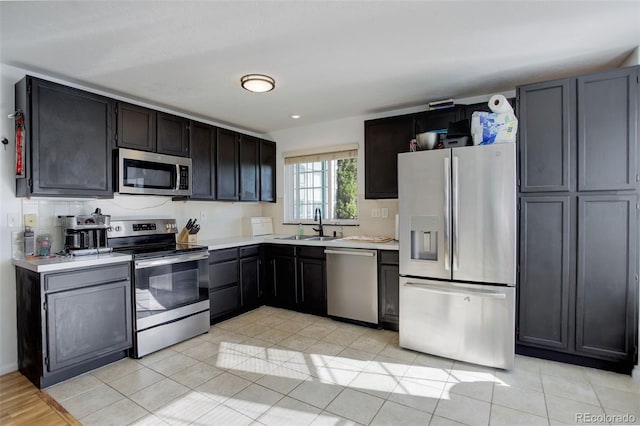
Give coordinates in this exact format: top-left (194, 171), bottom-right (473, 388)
top-left (488, 94), bottom-right (513, 114)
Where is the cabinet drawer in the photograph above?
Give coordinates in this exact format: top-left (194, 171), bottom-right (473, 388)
top-left (379, 250), bottom-right (399, 265)
top-left (209, 248), bottom-right (238, 264)
top-left (209, 260), bottom-right (238, 289)
top-left (298, 246), bottom-right (325, 259)
top-left (210, 285), bottom-right (239, 318)
top-left (240, 245), bottom-right (260, 258)
top-left (45, 263), bottom-right (130, 292)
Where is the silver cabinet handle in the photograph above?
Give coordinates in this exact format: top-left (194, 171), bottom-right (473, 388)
top-left (444, 157), bottom-right (451, 271)
top-left (323, 249), bottom-right (376, 257)
top-left (135, 251), bottom-right (209, 269)
top-left (403, 282), bottom-right (507, 299)
top-left (452, 155), bottom-right (460, 271)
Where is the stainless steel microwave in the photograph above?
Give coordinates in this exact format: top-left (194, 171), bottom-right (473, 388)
top-left (116, 148), bottom-right (192, 196)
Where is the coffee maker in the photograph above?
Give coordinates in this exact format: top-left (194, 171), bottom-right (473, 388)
top-left (63, 208), bottom-right (112, 255)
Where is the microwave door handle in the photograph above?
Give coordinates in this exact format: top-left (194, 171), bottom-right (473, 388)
top-left (175, 164), bottom-right (180, 191)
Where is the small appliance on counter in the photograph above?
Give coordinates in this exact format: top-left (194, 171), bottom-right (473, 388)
top-left (62, 208), bottom-right (112, 255)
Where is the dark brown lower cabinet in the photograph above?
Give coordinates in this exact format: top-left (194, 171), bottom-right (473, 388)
top-left (240, 245), bottom-right (262, 310)
top-left (297, 247), bottom-right (327, 316)
top-left (378, 250), bottom-right (399, 331)
top-left (209, 248), bottom-right (240, 322)
top-left (16, 263), bottom-right (132, 388)
top-left (517, 194), bottom-right (638, 373)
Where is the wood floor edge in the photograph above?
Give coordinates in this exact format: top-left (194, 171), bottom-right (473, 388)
top-left (38, 390), bottom-right (82, 426)
top-left (0, 371), bottom-right (81, 426)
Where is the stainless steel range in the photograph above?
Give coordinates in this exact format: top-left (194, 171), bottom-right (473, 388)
top-left (108, 218), bottom-right (210, 358)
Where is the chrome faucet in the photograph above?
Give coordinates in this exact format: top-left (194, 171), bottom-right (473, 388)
top-left (313, 208), bottom-right (324, 237)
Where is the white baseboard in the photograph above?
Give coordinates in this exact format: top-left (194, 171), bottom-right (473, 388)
top-left (632, 365), bottom-right (640, 381)
top-left (0, 363), bottom-right (18, 376)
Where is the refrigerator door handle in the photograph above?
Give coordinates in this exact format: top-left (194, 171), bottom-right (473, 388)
top-left (403, 282), bottom-right (507, 299)
top-left (444, 157), bottom-right (451, 271)
top-left (452, 155), bottom-right (460, 271)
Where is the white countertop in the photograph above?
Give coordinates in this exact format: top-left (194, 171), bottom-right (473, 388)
top-left (12, 252), bottom-right (133, 273)
top-left (199, 235), bottom-right (399, 251)
top-left (12, 235), bottom-right (397, 273)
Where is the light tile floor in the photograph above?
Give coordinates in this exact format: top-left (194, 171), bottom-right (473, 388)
top-left (45, 306), bottom-right (640, 426)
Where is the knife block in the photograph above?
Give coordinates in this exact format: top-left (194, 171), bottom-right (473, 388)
top-left (177, 227), bottom-right (197, 244)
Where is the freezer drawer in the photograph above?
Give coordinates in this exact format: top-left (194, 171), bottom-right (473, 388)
top-left (399, 276), bottom-right (515, 369)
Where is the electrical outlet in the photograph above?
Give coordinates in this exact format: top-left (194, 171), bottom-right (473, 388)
top-left (381, 207), bottom-right (389, 218)
top-left (7, 213), bottom-right (20, 228)
top-left (371, 208), bottom-right (381, 218)
top-left (23, 214), bottom-right (38, 228)
top-left (200, 211), bottom-right (207, 221)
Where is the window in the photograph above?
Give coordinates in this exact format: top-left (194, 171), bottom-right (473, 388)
top-left (284, 146), bottom-right (358, 224)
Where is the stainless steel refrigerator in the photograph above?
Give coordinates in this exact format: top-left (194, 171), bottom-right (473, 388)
top-left (398, 143), bottom-right (516, 369)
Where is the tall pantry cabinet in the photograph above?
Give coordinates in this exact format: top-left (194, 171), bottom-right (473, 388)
top-left (517, 66), bottom-right (639, 373)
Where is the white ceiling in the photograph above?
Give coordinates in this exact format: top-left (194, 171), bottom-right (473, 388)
top-left (1, 1), bottom-right (639, 134)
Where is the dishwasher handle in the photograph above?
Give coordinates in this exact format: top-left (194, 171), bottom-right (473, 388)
top-left (403, 282), bottom-right (507, 299)
top-left (324, 249), bottom-right (376, 257)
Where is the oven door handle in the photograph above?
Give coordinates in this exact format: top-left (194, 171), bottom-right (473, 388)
top-left (135, 251), bottom-right (209, 269)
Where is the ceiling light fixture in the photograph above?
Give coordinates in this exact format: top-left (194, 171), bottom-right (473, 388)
top-left (240, 74), bottom-right (275, 93)
top-left (290, 114), bottom-right (301, 119)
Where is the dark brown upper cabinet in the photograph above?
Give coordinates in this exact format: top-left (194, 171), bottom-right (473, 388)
top-left (15, 76), bottom-right (115, 198)
top-left (239, 135), bottom-right (260, 201)
top-left (577, 67), bottom-right (638, 191)
top-left (414, 107), bottom-right (463, 134)
top-left (518, 78), bottom-right (574, 193)
top-left (116, 105), bottom-right (189, 157)
top-left (216, 128), bottom-right (240, 201)
top-left (116, 102), bottom-right (156, 152)
top-left (157, 112), bottom-right (190, 157)
top-left (518, 66), bottom-right (638, 194)
top-left (364, 113), bottom-right (415, 199)
top-left (190, 121), bottom-right (217, 200)
top-left (260, 139), bottom-right (277, 203)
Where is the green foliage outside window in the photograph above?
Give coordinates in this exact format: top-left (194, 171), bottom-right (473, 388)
top-left (335, 158), bottom-right (357, 219)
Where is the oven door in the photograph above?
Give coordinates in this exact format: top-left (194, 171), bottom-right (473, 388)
top-left (134, 251), bottom-right (209, 330)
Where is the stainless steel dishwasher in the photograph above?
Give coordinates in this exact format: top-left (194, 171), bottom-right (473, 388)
top-left (325, 248), bottom-right (378, 324)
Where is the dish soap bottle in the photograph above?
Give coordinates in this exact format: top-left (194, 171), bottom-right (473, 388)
top-left (297, 223), bottom-right (304, 236)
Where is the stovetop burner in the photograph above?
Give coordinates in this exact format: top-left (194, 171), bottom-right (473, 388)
top-left (107, 218), bottom-right (208, 260)
top-left (114, 243), bottom-right (207, 260)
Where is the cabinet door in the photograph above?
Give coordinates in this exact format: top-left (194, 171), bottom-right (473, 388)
top-left (576, 195), bottom-right (637, 360)
top-left (29, 78), bottom-right (115, 197)
top-left (578, 68), bottom-right (638, 191)
top-left (190, 121), bottom-right (216, 200)
top-left (379, 263), bottom-right (399, 330)
top-left (414, 107), bottom-right (462, 134)
top-left (240, 256), bottom-right (261, 309)
top-left (298, 257), bottom-right (326, 315)
top-left (116, 102), bottom-right (156, 151)
top-left (260, 140), bottom-right (276, 202)
top-left (216, 128), bottom-right (240, 201)
top-left (365, 114), bottom-right (415, 199)
top-left (518, 78), bottom-right (573, 192)
top-left (269, 255), bottom-right (297, 309)
top-left (46, 280), bottom-right (132, 371)
top-left (518, 196), bottom-right (571, 350)
top-left (157, 112), bottom-right (189, 157)
top-left (239, 135), bottom-right (259, 201)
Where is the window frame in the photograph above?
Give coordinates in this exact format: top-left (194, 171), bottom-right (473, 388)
top-left (283, 151), bottom-right (359, 226)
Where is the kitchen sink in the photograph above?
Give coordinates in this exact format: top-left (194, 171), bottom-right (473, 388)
top-left (275, 235), bottom-right (340, 241)
top-left (304, 236), bottom-right (340, 241)
top-left (275, 235), bottom-right (313, 240)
